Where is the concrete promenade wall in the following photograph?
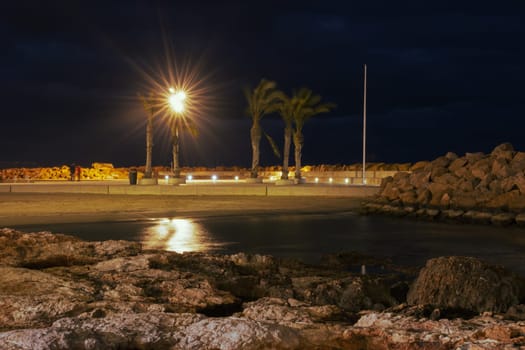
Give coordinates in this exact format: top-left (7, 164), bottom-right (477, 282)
top-left (186, 170), bottom-right (400, 186)
top-left (0, 183), bottom-right (379, 197)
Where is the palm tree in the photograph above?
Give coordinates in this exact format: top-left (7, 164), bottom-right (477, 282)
top-left (138, 93), bottom-right (157, 179)
top-left (276, 93), bottom-right (294, 180)
top-left (292, 88), bottom-right (336, 182)
top-left (244, 79), bottom-right (283, 179)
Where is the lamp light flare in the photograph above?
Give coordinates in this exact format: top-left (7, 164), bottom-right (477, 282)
top-left (168, 88), bottom-right (187, 113)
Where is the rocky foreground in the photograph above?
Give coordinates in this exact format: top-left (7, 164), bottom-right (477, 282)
top-left (364, 143), bottom-right (525, 225)
top-left (1, 228), bottom-right (525, 349)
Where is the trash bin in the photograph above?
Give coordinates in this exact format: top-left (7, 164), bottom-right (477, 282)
top-left (129, 169), bottom-right (138, 185)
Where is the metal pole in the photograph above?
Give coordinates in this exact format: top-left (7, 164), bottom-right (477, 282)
top-left (362, 64), bottom-right (367, 185)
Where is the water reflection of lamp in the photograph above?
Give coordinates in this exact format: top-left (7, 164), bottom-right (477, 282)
top-left (142, 218), bottom-right (209, 253)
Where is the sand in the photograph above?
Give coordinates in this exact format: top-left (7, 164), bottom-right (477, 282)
top-left (0, 193), bottom-right (363, 226)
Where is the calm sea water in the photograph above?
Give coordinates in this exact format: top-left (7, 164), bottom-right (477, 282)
top-left (12, 213), bottom-right (525, 275)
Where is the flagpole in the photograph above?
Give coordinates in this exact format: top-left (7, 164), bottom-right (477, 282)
top-left (362, 64), bottom-right (367, 185)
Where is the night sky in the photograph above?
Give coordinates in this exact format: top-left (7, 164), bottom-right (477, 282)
top-left (1, 0), bottom-right (524, 169)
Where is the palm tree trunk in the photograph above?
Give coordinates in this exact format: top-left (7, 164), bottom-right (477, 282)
top-left (171, 122), bottom-right (181, 178)
top-left (281, 123), bottom-right (292, 180)
top-left (293, 129), bottom-right (303, 181)
top-left (144, 114), bottom-right (153, 178)
top-left (250, 120), bottom-right (261, 178)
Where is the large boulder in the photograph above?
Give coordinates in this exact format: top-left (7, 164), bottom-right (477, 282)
top-left (491, 142), bottom-right (515, 161)
top-left (409, 171), bottom-right (431, 188)
top-left (470, 158), bottom-right (491, 180)
top-left (448, 157), bottom-right (468, 172)
top-left (0, 267), bottom-right (95, 329)
top-left (492, 158), bottom-right (515, 179)
top-left (407, 256), bottom-right (524, 313)
top-left (510, 151), bottom-right (525, 171)
top-left (0, 228), bottom-right (141, 268)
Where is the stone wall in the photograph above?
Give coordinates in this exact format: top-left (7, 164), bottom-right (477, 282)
top-left (364, 143), bottom-right (525, 225)
top-left (0, 163), bottom-right (131, 181)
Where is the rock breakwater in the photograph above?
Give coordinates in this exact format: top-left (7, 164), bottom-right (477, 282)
top-left (364, 143), bottom-right (525, 225)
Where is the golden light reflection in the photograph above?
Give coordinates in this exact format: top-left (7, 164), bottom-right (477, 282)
top-left (142, 218), bottom-right (221, 253)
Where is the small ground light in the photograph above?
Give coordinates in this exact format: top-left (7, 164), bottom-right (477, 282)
top-left (315, 177), bottom-right (319, 183)
top-left (187, 175), bottom-right (193, 181)
top-left (165, 175), bottom-right (169, 180)
top-left (345, 178), bottom-right (349, 184)
top-left (212, 174), bottom-right (217, 181)
top-left (234, 175), bottom-right (239, 181)
top-left (329, 177), bottom-right (333, 183)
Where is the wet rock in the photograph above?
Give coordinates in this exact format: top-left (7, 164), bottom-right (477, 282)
top-left (407, 256), bottom-right (523, 313)
top-left (441, 209), bottom-right (464, 220)
top-left (515, 213), bottom-right (525, 226)
top-left (490, 212), bottom-right (516, 226)
top-left (486, 189), bottom-right (521, 209)
top-left (381, 204), bottom-right (406, 216)
top-left (463, 210), bottom-right (493, 224)
top-left (425, 208), bottom-right (440, 218)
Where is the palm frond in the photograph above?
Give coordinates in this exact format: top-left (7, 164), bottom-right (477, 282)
top-left (244, 79), bottom-right (283, 122)
top-left (264, 131), bottom-right (281, 159)
top-left (291, 88), bottom-right (336, 130)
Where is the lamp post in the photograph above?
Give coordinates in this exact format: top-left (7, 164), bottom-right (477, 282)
top-left (168, 87), bottom-right (187, 184)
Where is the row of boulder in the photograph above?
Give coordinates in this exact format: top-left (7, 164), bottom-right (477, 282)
top-left (0, 228), bottom-right (524, 349)
top-left (364, 143), bottom-right (525, 225)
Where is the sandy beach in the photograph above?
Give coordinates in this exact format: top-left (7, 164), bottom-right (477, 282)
top-left (0, 193), bottom-right (363, 226)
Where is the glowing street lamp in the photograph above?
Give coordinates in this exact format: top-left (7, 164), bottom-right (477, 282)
top-left (168, 87), bottom-right (187, 181)
top-left (169, 88), bottom-right (186, 113)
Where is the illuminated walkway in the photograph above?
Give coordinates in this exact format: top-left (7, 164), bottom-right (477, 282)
top-left (0, 181), bottom-right (379, 197)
